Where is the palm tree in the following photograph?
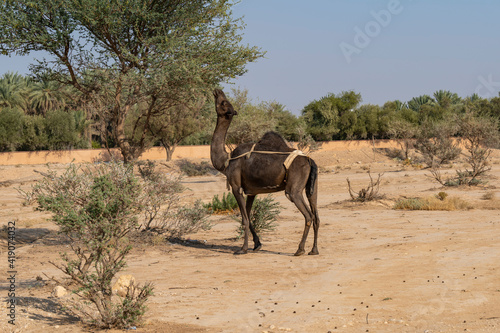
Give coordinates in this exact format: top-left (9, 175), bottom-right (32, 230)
top-left (0, 72), bottom-right (29, 110)
top-left (28, 79), bottom-right (66, 115)
top-left (407, 95), bottom-right (434, 112)
top-left (433, 90), bottom-right (461, 109)
top-left (394, 100), bottom-right (407, 111)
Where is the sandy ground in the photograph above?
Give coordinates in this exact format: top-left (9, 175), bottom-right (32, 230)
top-left (1, 146), bottom-right (500, 333)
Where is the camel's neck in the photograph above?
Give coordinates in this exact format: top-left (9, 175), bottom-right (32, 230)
top-left (211, 116), bottom-right (231, 173)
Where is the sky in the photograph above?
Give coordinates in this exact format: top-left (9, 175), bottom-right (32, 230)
top-left (1, 0), bottom-right (500, 115)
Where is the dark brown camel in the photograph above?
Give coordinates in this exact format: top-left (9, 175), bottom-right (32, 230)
top-left (210, 89), bottom-right (320, 256)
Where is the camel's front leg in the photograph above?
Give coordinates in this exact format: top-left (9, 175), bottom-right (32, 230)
top-left (232, 187), bottom-right (250, 254)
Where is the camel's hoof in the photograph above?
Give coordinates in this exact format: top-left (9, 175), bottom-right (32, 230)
top-left (294, 249), bottom-right (305, 256)
top-left (234, 248), bottom-right (248, 255)
top-left (308, 250), bottom-right (319, 255)
top-left (253, 244), bottom-right (262, 251)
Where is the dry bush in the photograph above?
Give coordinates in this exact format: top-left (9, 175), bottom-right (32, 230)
top-left (415, 120), bottom-right (461, 168)
top-left (91, 149), bottom-right (123, 163)
top-left (481, 191), bottom-right (496, 200)
top-left (346, 172), bottom-right (384, 202)
top-left (296, 126), bottom-right (322, 154)
top-left (137, 161), bottom-right (211, 237)
top-left (394, 195), bottom-right (473, 211)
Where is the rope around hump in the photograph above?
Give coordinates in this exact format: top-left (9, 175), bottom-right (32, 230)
top-left (223, 144), bottom-right (307, 170)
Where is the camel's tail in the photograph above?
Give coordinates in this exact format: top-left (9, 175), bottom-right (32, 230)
top-left (306, 158), bottom-right (318, 198)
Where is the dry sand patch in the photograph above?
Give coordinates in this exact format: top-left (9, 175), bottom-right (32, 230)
top-left (0, 145), bottom-right (499, 332)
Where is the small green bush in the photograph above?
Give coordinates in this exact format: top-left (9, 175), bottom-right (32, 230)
top-left (23, 162), bottom-right (153, 328)
top-left (235, 195), bottom-right (281, 237)
top-left (204, 192), bottom-right (238, 214)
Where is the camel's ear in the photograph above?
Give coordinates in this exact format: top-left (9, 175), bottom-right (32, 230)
top-left (213, 89), bottom-right (226, 102)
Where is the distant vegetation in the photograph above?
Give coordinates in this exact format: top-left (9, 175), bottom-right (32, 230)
top-left (1, 70), bottom-right (499, 163)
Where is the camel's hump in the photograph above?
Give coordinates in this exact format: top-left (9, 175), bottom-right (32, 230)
top-left (256, 131), bottom-right (292, 151)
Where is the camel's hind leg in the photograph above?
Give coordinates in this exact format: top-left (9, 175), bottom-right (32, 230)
top-left (286, 185), bottom-right (314, 256)
top-left (306, 178), bottom-right (320, 255)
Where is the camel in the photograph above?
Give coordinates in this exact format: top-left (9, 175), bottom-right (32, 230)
top-left (210, 89), bottom-right (320, 256)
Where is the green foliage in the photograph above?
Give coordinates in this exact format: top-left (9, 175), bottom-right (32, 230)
top-left (0, 72), bottom-right (29, 110)
top-left (301, 91), bottom-right (361, 141)
top-left (45, 109), bottom-right (80, 149)
top-left (265, 101), bottom-right (302, 141)
top-left (0, 106), bottom-right (89, 151)
top-left (407, 95), bottom-right (434, 112)
top-left (204, 192), bottom-right (239, 214)
top-left (0, 107), bottom-right (23, 151)
top-left (235, 195), bottom-right (281, 237)
top-left (19, 114), bottom-right (48, 150)
top-left (0, 0), bottom-right (264, 162)
top-left (24, 162), bottom-right (152, 328)
top-left (415, 119), bottom-right (461, 167)
top-left (226, 88), bottom-right (277, 145)
top-left (22, 160), bottom-right (212, 327)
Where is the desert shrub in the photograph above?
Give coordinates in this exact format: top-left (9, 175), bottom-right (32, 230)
top-left (394, 197), bottom-right (425, 210)
top-left (235, 195), bottom-right (281, 237)
top-left (415, 120), bottom-right (461, 168)
top-left (23, 162), bottom-right (153, 328)
top-left (436, 191), bottom-right (448, 201)
top-left (387, 119), bottom-right (418, 160)
top-left (137, 161), bottom-right (211, 238)
top-left (153, 199), bottom-right (211, 239)
top-left (177, 159), bottom-right (216, 176)
top-left (394, 195), bottom-right (473, 211)
top-left (346, 172), bottom-right (384, 202)
top-left (426, 113), bottom-right (499, 186)
top-left (92, 149), bottom-right (124, 163)
top-left (296, 125), bottom-right (322, 154)
top-left (204, 192), bottom-right (239, 214)
top-left (456, 113), bottom-right (499, 184)
top-left (481, 191), bottom-right (495, 200)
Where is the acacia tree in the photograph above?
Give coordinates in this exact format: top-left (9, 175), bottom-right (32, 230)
top-left (0, 0), bottom-right (264, 162)
top-left (148, 96), bottom-right (207, 161)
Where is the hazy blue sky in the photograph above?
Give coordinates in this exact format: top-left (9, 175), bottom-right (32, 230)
top-left (1, 0), bottom-right (499, 115)
top-left (224, 0), bottom-right (500, 114)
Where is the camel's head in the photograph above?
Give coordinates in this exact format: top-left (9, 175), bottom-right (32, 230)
top-left (213, 89), bottom-right (237, 119)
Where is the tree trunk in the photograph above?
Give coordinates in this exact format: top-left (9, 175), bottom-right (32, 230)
top-left (161, 140), bottom-right (176, 161)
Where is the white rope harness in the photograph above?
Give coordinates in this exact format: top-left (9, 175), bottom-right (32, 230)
top-left (224, 144), bottom-right (306, 170)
